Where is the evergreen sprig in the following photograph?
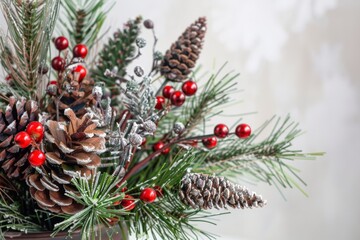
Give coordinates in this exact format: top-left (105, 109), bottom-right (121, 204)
top-left (0, 200), bottom-right (41, 238)
top-left (0, 0), bottom-right (60, 100)
top-left (90, 16), bottom-right (142, 97)
top-left (59, 0), bottom-right (112, 49)
top-left (157, 64), bottom-right (238, 137)
top-left (53, 170), bottom-right (129, 239)
top-left (125, 151), bottom-right (218, 240)
top-left (199, 116), bottom-right (324, 195)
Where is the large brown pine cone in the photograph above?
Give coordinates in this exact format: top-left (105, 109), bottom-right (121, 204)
top-left (160, 17), bottom-right (207, 82)
top-left (0, 97), bottom-right (38, 179)
top-left (26, 108), bottom-right (106, 214)
top-left (179, 173), bottom-right (266, 210)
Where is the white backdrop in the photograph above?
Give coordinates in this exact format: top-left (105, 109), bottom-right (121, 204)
top-left (2, 0), bottom-right (360, 239)
top-left (108, 1), bottom-right (360, 239)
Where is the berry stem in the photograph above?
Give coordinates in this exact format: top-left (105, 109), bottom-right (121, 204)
top-left (149, 28), bottom-right (159, 77)
top-left (122, 132), bottom-right (239, 182)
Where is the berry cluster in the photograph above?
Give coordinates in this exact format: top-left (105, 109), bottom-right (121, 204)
top-left (152, 79), bottom-right (252, 153)
top-left (49, 36), bottom-right (89, 95)
top-left (202, 123), bottom-right (252, 149)
top-left (152, 80), bottom-right (198, 154)
top-left (14, 121), bottom-right (46, 167)
top-left (155, 79), bottom-right (197, 110)
top-left (119, 186), bottom-right (163, 212)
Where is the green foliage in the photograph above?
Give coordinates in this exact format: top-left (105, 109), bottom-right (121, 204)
top-left (0, 200), bottom-right (42, 238)
top-left (0, 0), bottom-right (60, 99)
top-left (90, 16), bottom-right (142, 101)
top-left (157, 64), bottom-right (238, 137)
top-left (59, 0), bottom-right (112, 49)
top-left (125, 151), bottom-right (219, 240)
top-left (53, 171), bottom-right (129, 239)
top-left (198, 116), bottom-right (324, 195)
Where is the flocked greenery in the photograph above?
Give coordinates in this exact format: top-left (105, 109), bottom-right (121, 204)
top-left (0, 1), bottom-right (323, 239)
top-left (90, 16), bottom-right (143, 107)
top-left (0, 0), bottom-right (60, 100)
top-left (58, 0), bottom-right (112, 49)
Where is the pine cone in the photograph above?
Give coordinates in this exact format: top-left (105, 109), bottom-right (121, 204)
top-left (26, 109), bottom-right (106, 214)
top-left (47, 73), bottom-right (96, 120)
top-left (179, 173), bottom-right (266, 210)
top-left (0, 97), bottom-right (39, 179)
top-left (160, 17), bottom-right (206, 82)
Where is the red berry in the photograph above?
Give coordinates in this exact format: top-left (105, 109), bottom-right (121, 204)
top-left (140, 188), bottom-right (157, 203)
top-left (48, 80), bottom-right (57, 85)
top-left (108, 217), bottom-right (119, 226)
top-left (121, 195), bottom-right (136, 211)
top-left (153, 141), bottom-right (170, 155)
top-left (120, 187), bottom-right (128, 192)
top-left (28, 150), bottom-right (46, 167)
top-left (170, 91), bottom-right (185, 106)
top-left (51, 56), bottom-right (65, 71)
top-left (73, 44), bottom-right (88, 58)
top-left (113, 194), bottom-right (121, 206)
top-left (162, 85), bottom-right (175, 98)
top-left (141, 137), bottom-right (147, 146)
top-left (214, 124), bottom-right (229, 138)
top-left (14, 131), bottom-right (32, 148)
top-left (235, 123), bottom-right (251, 139)
top-left (54, 36), bottom-right (69, 51)
top-left (5, 74), bottom-right (12, 82)
top-left (26, 121), bottom-right (44, 143)
top-left (189, 140), bottom-right (198, 147)
top-left (202, 136), bottom-right (218, 149)
top-left (72, 65), bottom-right (87, 82)
top-left (47, 81), bottom-right (58, 96)
top-left (155, 96), bottom-right (165, 110)
top-left (162, 147), bottom-right (170, 155)
top-left (182, 80), bottom-right (197, 96)
top-left (154, 186), bottom-right (164, 198)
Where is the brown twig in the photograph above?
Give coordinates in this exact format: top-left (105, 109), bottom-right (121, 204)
top-left (120, 133), bottom-right (228, 183)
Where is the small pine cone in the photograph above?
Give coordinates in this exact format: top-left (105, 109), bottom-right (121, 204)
top-left (47, 74), bottom-right (96, 120)
top-left (0, 97), bottom-right (39, 179)
top-left (27, 109), bottom-right (106, 214)
top-left (179, 173), bottom-right (266, 210)
top-left (160, 17), bottom-right (206, 82)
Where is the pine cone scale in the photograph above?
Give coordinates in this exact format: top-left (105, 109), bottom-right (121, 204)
top-left (34, 190), bottom-right (56, 208)
top-left (49, 191), bottom-right (73, 206)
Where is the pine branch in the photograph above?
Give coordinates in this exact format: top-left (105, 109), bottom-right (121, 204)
top-left (125, 151), bottom-right (218, 240)
top-left (90, 16), bottom-right (142, 99)
top-left (157, 64), bottom-right (238, 138)
top-left (197, 116), bottom-right (324, 194)
top-left (59, 0), bottom-right (112, 49)
top-left (0, 199), bottom-right (42, 235)
top-left (0, 0), bottom-right (60, 99)
top-left (0, 173), bottom-right (16, 204)
top-left (52, 170), bottom-right (129, 239)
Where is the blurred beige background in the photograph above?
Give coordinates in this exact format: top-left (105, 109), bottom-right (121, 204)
top-left (2, 0), bottom-right (360, 239)
top-left (105, 0), bottom-right (358, 239)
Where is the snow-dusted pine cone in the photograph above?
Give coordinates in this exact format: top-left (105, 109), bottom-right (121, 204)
top-left (179, 173), bottom-right (266, 210)
top-left (160, 17), bottom-right (206, 82)
top-left (0, 97), bottom-right (39, 179)
top-left (26, 108), bottom-right (106, 214)
top-left (47, 72), bottom-right (96, 120)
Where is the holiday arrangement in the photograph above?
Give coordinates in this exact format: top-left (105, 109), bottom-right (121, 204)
top-left (0, 1), bottom-right (321, 239)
